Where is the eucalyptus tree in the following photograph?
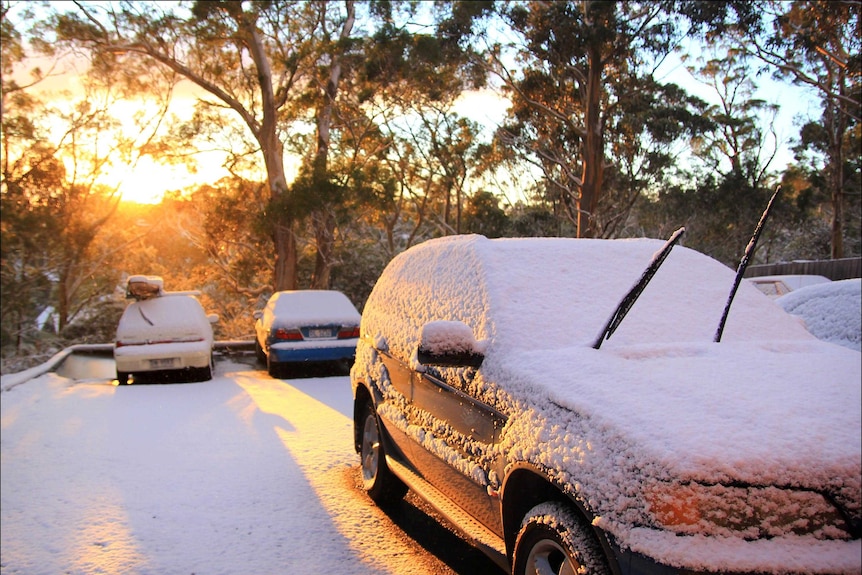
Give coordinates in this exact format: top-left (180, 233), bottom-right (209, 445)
top-left (1, 83), bottom-right (154, 337)
top-left (634, 44), bottom-right (790, 265)
top-left (680, 45), bottom-right (785, 261)
top-left (748, 0), bottom-right (861, 258)
top-left (332, 0), bottom-right (492, 255)
top-left (687, 46), bottom-right (780, 187)
top-left (44, 0), bottom-right (350, 291)
top-left (490, 2), bottom-right (681, 237)
top-left (2, 2), bottom-right (164, 353)
top-left (485, 1), bottom-right (757, 239)
top-left (600, 74), bottom-right (714, 238)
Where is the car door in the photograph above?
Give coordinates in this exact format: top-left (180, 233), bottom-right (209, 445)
top-left (375, 351), bottom-right (426, 470)
top-left (406, 363), bottom-right (507, 535)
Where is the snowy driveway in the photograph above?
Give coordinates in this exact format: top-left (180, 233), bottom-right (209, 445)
top-left (1, 356), bottom-right (503, 575)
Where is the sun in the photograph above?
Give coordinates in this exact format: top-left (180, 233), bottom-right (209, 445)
top-left (102, 157), bottom-right (198, 204)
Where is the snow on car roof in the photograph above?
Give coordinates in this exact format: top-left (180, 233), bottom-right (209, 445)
top-left (269, 290), bottom-right (360, 326)
top-left (364, 234), bottom-right (815, 356)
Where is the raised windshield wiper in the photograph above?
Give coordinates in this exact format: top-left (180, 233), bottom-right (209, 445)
top-left (714, 186), bottom-right (782, 342)
top-left (593, 227), bottom-right (686, 349)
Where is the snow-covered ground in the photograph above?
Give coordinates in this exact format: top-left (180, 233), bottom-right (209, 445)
top-left (0, 357), bottom-right (502, 575)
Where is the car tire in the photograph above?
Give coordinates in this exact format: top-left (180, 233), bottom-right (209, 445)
top-left (267, 355), bottom-right (282, 378)
top-left (255, 339), bottom-right (266, 363)
top-left (116, 372), bottom-right (130, 385)
top-left (359, 398), bottom-right (407, 505)
top-left (513, 502), bottom-right (610, 575)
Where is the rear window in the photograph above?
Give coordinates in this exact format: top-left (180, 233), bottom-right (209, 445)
top-left (117, 295), bottom-right (208, 337)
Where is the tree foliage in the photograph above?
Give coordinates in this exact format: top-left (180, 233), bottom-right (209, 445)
top-left (490, 1), bottom-right (729, 238)
top-left (2, 0), bottom-right (859, 368)
top-left (748, 0), bottom-right (861, 257)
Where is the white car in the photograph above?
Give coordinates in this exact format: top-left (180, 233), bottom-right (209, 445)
top-left (114, 277), bottom-right (218, 384)
top-left (747, 274), bottom-right (831, 298)
top-left (254, 290), bottom-right (361, 377)
top-left (776, 278), bottom-right (862, 351)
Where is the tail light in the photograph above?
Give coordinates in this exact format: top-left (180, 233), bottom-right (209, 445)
top-left (338, 326), bottom-right (360, 339)
top-left (274, 328), bottom-right (303, 341)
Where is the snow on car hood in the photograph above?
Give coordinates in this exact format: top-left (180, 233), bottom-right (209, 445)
top-left (491, 340), bottom-right (861, 488)
top-left (469, 235), bottom-right (860, 489)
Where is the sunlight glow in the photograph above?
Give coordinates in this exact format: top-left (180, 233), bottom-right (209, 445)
top-left (101, 157), bottom-right (204, 204)
top-left (65, 495), bottom-right (149, 575)
top-left (232, 372), bottom-right (432, 573)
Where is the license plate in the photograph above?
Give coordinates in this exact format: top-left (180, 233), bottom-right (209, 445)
top-left (149, 358), bottom-right (177, 369)
top-left (307, 328), bottom-right (332, 339)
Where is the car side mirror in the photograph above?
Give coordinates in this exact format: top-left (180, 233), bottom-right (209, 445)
top-left (208, 314), bottom-right (219, 324)
top-left (417, 321), bottom-right (485, 368)
top-left (253, 311), bottom-right (263, 320)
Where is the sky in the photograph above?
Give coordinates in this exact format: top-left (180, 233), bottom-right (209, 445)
top-left (1, 237), bottom-right (860, 573)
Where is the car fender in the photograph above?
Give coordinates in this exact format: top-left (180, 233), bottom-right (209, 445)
top-left (500, 460), bottom-right (621, 574)
top-left (351, 376), bottom-right (386, 453)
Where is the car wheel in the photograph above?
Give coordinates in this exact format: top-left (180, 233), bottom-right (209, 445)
top-left (267, 355), bottom-right (282, 378)
top-left (255, 339), bottom-right (266, 363)
top-left (513, 502), bottom-right (610, 575)
top-left (116, 372), bottom-right (130, 385)
top-left (359, 398), bottom-right (407, 504)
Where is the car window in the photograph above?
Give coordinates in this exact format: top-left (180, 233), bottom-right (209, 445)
top-left (117, 295), bottom-right (209, 338)
top-left (752, 280), bottom-right (790, 297)
top-left (363, 238), bottom-right (489, 363)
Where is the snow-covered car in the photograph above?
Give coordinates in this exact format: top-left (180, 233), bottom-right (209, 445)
top-left (114, 277), bottom-right (218, 384)
top-left (776, 278), bottom-right (862, 351)
top-left (747, 273), bottom-right (831, 298)
top-left (254, 290), bottom-right (361, 377)
top-left (351, 235), bottom-right (861, 575)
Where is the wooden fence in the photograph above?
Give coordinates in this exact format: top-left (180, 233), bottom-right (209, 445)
top-left (744, 257), bottom-right (862, 281)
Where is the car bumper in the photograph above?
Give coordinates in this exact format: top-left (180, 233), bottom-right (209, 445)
top-left (611, 528), bottom-right (861, 575)
top-left (114, 341), bottom-right (212, 373)
top-left (269, 339), bottom-right (357, 363)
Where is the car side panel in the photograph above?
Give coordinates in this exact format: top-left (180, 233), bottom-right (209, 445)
top-left (412, 371), bottom-right (505, 445)
top-left (376, 353), bottom-right (423, 471)
top-left (378, 348), bottom-right (505, 537)
top-left (409, 369), bottom-right (504, 536)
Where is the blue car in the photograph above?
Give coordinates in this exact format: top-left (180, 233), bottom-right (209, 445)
top-left (254, 290), bottom-right (361, 377)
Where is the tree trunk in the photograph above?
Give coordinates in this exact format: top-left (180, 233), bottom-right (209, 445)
top-left (310, 0), bottom-right (355, 289)
top-left (273, 223), bottom-right (298, 291)
top-left (829, 71), bottom-right (847, 260)
top-left (57, 270), bottom-right (69, 333)
top-left (261, 135), bottom-right (298, 291)
top-left (238, 10), bottom-right (299, 291)
top-left (579, 42), bottom-right (605, 238)
top-left (312, 209), bottom-right (336, 289)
